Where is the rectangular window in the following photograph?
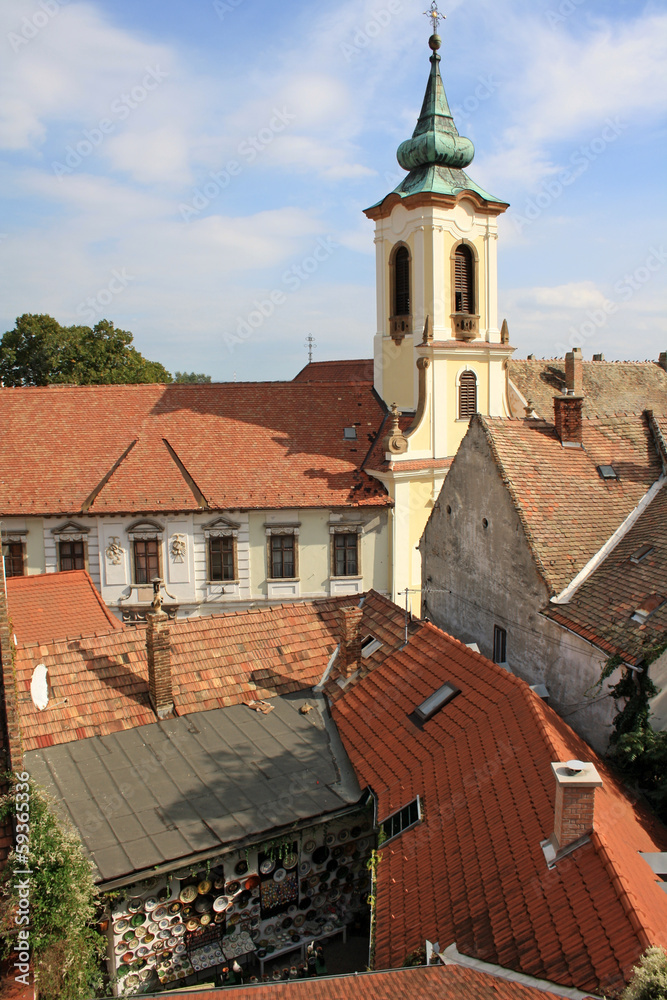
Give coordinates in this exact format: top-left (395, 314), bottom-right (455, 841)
top-left (209, 536), bottom-right (235, 581)
top-left (270, 534), bottom-right (295, 579)
top-left (493, 625), bottom-right (507, 664)
top-left (2, 542), bottom-right (24, 578)
top-left (333, 532), bottom-right (358, 576)
top-left (59, 540), bottom-right (85, 572)
top-left (381, 797), bottom-right (421, 843)
top-left (134, 539), bottom-right (160, 585)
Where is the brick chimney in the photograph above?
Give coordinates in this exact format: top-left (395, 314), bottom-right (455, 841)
top-left (554, 393), bottom-right (583, 447)
top-left (551, 761), bottom-right (603, 850)
top-left (565, 348), bottom-right (583, 393)
top-left (146, 580), bottom-right (173, 718)
top-left (338, 606), bottom-right (364, 679)
top-left (659, 351), bottom-right (667, 372)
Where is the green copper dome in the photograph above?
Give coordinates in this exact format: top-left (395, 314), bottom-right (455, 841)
top-left (366, 35), bottom-right (505, 209)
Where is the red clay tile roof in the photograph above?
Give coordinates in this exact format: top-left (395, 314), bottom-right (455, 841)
top-left (293, 360), bottom-right (374, 382)
top-left (166, 964), bottom-right (563, 999)
top-left (0, 382), bottom-right (388, 515)
top-left (508, 358), bottom-right (667, 420)
top-left (477, 411), bottom-right (664, 594)
top-left (332, 621), bottom-right (667, 995)
top-left (543, 480), bottom-right (667, 665)
top-left (11, 591), bottom-right (403, 752)
top-left (6, 570), bottom-right (123, 646)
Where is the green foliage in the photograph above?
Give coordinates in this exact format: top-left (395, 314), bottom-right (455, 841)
top-left (0, 313), bottom-right (172, 386)
top-left (622, 947), bottom-right (667, 1000)
top-left (0, 777), bottom-right (105, 1000)
top-left (173, 371), bottom-right (212, 383)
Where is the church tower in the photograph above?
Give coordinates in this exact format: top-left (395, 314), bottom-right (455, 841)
top-left (364, 14), bottom-right (514, 609)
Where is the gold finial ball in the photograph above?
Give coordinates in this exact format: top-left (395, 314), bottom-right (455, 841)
top-left (428, 33), bottom-right (441, 50)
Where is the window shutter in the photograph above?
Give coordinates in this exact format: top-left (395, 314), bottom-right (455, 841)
top-left (459, 370), bottom-right (477, 417)
top-left (394, 247), bottom-right (410, 316)
top-left (454, 245), bottom-right (474, 314)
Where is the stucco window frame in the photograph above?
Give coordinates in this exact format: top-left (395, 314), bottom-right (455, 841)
top-left (1, 531), bottom-right (27, 577)
top-left (265, 525), bottom-right (300, 582)
top-left (52, 521), bottom-right (90, 573)
top-left (389, 241), bottom-right (412, 343)
top-left (203, 517), bottom-right (240, 584)
top-left (456, 365), bottom-right (478, 421)
top-left (450, 239), bottom-right (479, 339)
top-left (329, 524), bottom-right (362, 580)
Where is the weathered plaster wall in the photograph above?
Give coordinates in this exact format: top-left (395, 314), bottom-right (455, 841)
top-left (421, 419), bottom-right (620, 752)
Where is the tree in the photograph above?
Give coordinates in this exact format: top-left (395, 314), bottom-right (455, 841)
top-left (174, 371), bottom-right (212, 383)
top-left (0, 314), bottom-right (172, 386)
top-left (622, 947), bottom-right (667, 1000)
top-left (0, 776), bottom-right (105, 1000)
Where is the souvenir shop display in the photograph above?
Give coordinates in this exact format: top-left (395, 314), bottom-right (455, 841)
top-left (107, 814), bottom-right (373, 993)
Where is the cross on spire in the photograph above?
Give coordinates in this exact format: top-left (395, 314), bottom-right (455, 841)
top-left (423, 1), bottom-right (445, 35)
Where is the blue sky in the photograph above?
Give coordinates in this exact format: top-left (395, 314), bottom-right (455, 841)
top-left (1, 0), bottom-right (665, 380)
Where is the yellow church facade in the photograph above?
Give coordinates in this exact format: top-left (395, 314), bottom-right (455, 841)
top-left (363, 30), bottom-right (514, 612)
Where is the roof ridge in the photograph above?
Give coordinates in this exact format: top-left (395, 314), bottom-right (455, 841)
top-left (590, 828), bottom-right (653, 955)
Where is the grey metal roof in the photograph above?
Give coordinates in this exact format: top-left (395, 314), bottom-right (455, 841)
top-left (26, 691), bottom-right (361, 884)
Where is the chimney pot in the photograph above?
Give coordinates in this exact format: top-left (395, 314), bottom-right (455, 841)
top-left (551, 760), bottom-right (603, 851)
top-left (592, 353), bottom-right (605, 362)
top-left (565, 348), bottom-right (583, 394)
top-left (553, 393), bottom-right (583, 447)
top-left (146, 598), bottom-right (173, 719)
top-left (337, 605), bottom-right (364, 680)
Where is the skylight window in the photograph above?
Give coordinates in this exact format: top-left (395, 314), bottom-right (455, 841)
top-left (343, 427), bottom-right (357, 440)
top-left (381, 797), bottom-right (421, 843)
top-left (597, 465), bottom-right (618, 480)
top-left (361, 634), bottom-right (382, 657)
top-left (630, 544), bottom-right (654, 564)
top-left (414, 682), bottom-right (460, 723)
top-left (631, 593), bottom-right (665, 624)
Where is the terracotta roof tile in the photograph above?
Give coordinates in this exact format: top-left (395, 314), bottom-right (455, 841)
top-left (543, 480), bottom-right (667, 664)
top-left (477, 412), bottom-right (664, 593)
top-left (12, 591), bottom-right (405, 753)
top-left (6, 570), bottom-right (124, 645)
top-left (508, 358), bottom-right (667, 420)
top-left (159, 964), bottom-right (563, 999)
top-left (293, 359), bottom-right (374, 383)
top-left (332, 621), bottom-right (667, 994)
top-left (0, 382), bottom-right (388, 514)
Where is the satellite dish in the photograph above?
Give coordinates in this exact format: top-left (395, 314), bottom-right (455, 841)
top-left (30, 664), bottom-right (49, 712)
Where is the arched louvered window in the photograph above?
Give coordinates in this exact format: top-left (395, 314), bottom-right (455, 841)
top-left (454, 244), bottom-right (474, 314)
top-left (459, 370), bottom-right (477, 418)
top-left (394, 246), bottom-right (410, 317)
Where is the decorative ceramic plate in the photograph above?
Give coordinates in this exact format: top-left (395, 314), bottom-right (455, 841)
top-left (259, 858), bottom-right (275, 875)
top-left (338, 829), bottom-right (349, 842)
top-left (226, 880), bottom-right (241, 894)
top-left (287, 905), bottom-right (297, 916)
top-left (115, 942), bottom-right (128, 955)
top-left (200, 914), bottom-right (211, 926)
top-left (153, 904), bottom-right (167, 919)
top-left (273, 867), bottom-right (287, 883)
top-left (212, 895), bottom-right (228, 913)
top-left (263, 923), bottom-right (275, 935)
top-left (127, 898), bottom-right (143, 913)
top-left (168, 902), bottom-right (181, 915)
top-left (313, 894), bottom-right (325, 907)
top-left (325, 833), bottom-right (336, 847)
top-left (130, 913), bottom-right (145, 927)
top-left (235, 859), bottom-right (248, 876)
top-left (136, 947), bottom-right (150, 958)
top-left (304, 839), bottom-right (316, 853)
top-left (144, 897), bottom-right (158, 911)
top-left (245, 874), bottom-right (260, 890)
top-left (123, 930), bottom-right (135, 942)
top-left (329, 889), bottom-right (341, 901)
top-left (125, 975), bottom-right (140, 989)
top-left (298, 861), bottom-right (311, 877)
top-left (197, 879), bottom-right (212, 895)
top-left (293, 914), bottom-right (305, 928)
top-left (186, 919), bottom-right (199, 931)
top-left (283, 852), bottom-right (298, 870)
top-left (158, 929), bottom-right (170, 940)
top-left (174, 943), bottom-right (186, 955)
top-left (114, 918), bottom-right (129, 933)
top-left (308, 875), bottom-right (319, 887)
top-left (179, 886), bottom-right (197, 904)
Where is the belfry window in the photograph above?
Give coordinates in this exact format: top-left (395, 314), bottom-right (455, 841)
top-left (454, 244), bottom-right (474, 314)
top-left (393, 246), bottom-right (410, 317)
top-left (459, 370), bottom-right (477, 418)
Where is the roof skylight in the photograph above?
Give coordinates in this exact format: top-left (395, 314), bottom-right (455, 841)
top-left (414, 681), bottom-right (460, 723)
top-left (344, 427), bottom-right (357, 440)
top-left (630, 543), bottom-right (654, 564)
top-left (361, 635), bottom-right (382, 657)
top-left (631, 593), bottom-right (665, 624)
top-left (597, 465), bottom-right (618, 480)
